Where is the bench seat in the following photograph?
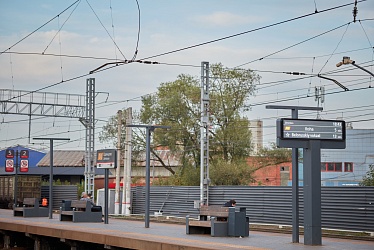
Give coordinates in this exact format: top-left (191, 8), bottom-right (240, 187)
top-left (186, 206), bottom-right (249, 237)
top-left (13, 198), bottom-right (48, 217)
top-left (59, 200), bottom-right (102, 223)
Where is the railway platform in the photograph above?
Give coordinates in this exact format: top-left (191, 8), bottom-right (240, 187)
top-left (0, 209), bottom-right (373, 250)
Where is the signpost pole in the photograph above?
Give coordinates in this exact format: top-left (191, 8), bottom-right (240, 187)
top-left (145, 127), bottom-right (152, 228)
top-left (266, 105), bottom-right (323, 243)
top-left (290, 109), bottom-right (299, 243)
top-left (303, 140), bottom-right (322, 245)
top-left (104, 169), bottom-right (109, 224)
top-left (14, 150), bottom-right (18, 209)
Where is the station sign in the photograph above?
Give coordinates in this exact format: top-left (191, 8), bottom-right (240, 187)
top-left (96, 149), bottom-right (117, 169)
top-left (5, 149), bottom-right (15, 158)
top-left (277, 119), bottom-right (345, 141)
top-left (20, 150), bottom-right (29, 159)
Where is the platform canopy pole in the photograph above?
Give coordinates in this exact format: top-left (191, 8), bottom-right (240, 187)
top-left (33, 137), bottom-right (70, 219)
top-left (126, 125), bottom-right (170, 228)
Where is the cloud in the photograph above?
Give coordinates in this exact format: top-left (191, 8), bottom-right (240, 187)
top-left (194, 11), bottom-right (264, 27)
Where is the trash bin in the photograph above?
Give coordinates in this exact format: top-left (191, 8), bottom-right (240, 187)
top-left (228, 207), bottom-right (249, 237)
top-left (61, 200), bottom-right (72, 211)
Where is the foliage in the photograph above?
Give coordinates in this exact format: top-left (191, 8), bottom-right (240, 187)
top-left (254, 143), bottom-right (292, 170)
top-left (209, 63), bottom-right (259, 162)
top-left (140, 74), bottom-right (201, 168)
top-left (360, 164), bottom-right (374, 186)
top-left (210, 159), bottom-right (253, 185)
top-left (99, 63), bottom-right (261, 179)
top-left (152, 144), bottom-right (291, 186)
top-left (153, 165), bottom-right (200, 186)
top-left (99, 109), bottom-right (131, 149)
top-left (139, 63), bottom-right (260, 170)
top-left (41, 179), bottom-right (71, 186)
top-left (209, 144), bottom-right (291, 186)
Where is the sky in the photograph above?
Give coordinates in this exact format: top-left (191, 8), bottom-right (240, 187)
top-left (0, 0), bottom-right (373, 152)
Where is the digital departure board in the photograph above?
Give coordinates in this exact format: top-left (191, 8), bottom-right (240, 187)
top-left (278, 119), bottom-right (345, 141)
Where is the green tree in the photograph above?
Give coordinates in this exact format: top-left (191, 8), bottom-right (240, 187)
top-left (140, 74), bottom-right (201, 169)
top-left (100, 63), bottom-right (260, 177)
top-left (140, 63), bottom-right (260, 169)
top-left (360, 165), bottom-right (374, 186)
top-left (209, 63), bottom-right (259, 162)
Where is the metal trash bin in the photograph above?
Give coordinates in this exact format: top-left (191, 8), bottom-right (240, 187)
top-left (61, 200), bottom-right (72, 211)
top-left (228, 207), bottom-right (249, 237)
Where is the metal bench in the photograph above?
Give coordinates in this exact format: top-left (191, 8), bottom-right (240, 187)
top-left (13, 198), bottom-right (48, 217)
top-left (59, 200), bottom-right (102, 223)
top-left (186, 206), bottom-right (249, 237)
top-left (186, 206), bottom-right (230, 236)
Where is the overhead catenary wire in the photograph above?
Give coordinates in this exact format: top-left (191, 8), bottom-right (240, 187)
top-left (42, 0), bottom-right (82, 54)
top-left (3, 4), bottom-right (372, 103)
top-left (90, 1), bottom-right (368, 73)
top-left (0, 1), bottom-right (374, 150)
top-left (247, 85), bottom-right (374, 107)
top-left (131, 0), bottom-right (141, 61)
top-left (109, 0), bottom-right (118, 62)
top-left (141, 1), bottom-right (367, 62)
top-left (4, 46), bottom-right (373, 63)
top-left (84, 0), bottom-right (127, 60)
top-left (0, 0), bottom-right (81, 56)
top-left (317, 23), bottom-right (351, 74)
top-left (236, 22), bottom-right (352, 68)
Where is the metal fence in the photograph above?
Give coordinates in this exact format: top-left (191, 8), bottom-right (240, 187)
top-left (131, 186), bottom-right (374, 232)
top-left (41, 185), bottom-right (78, 210)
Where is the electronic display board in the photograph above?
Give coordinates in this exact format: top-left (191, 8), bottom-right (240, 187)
top-left (277, 119), bottom-right (345, 141)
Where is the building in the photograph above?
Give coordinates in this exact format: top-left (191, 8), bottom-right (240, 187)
top-left (249, 161), bottom-right (292, 186)
top-left (250, 119), bottom-right (263, 155)
top-left (289, 129), bottom-right (374, 186)
top-left (319, 129), bottom-right (374, 186)
top-left (250, 128), bottom-right (374, 187)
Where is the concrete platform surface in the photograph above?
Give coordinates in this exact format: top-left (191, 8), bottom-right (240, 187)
top-left (0, 209), bottom-right (373, 250)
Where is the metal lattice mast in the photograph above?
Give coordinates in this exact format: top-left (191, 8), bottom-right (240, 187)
top-left (200, 61), bottom-right (210, 206)
top-left (84, 78), bottom-right (95, 195)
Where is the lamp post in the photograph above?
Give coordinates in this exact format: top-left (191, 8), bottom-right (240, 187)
top-left (336, 56), bottom-right (374, 77)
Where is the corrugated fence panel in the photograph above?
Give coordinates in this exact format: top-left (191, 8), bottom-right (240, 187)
top-left (131, 186), bottom-right (374, 232)
top-left (321, 187), bottom-right (374, 231)
top-left (41, 185), bottom-right (78, 210)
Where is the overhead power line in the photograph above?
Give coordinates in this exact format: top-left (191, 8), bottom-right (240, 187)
top-left (0, 0), bottom-right (80, 56)
top-left (90, 1), bottom-right (367, 73)
top-left (1, 1), bottom-right (370, 108)
top-left (85, 0), bottom-right (127, 60)
top-left (139, 1), bottom-right (367, 61)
